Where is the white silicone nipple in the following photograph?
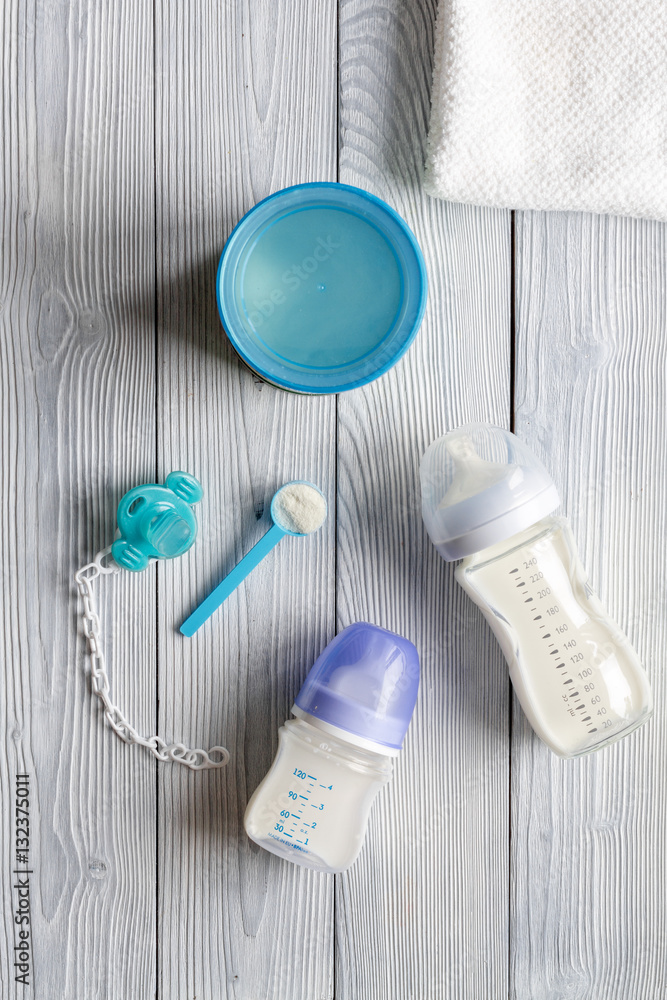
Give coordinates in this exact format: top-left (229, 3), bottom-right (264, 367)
top-left (439, 434), bottom-right (512, 508)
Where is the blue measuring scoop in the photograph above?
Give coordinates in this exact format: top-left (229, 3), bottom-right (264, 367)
top-left (180, 481), bottom-right (327, 636)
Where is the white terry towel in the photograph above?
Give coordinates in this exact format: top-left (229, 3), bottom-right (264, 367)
top-left (424, 1), bottom-right (667, 220)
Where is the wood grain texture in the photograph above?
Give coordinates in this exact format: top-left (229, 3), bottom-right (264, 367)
top-left (4, 2), bottom-right (667, 998)
top-left (0, 1), bottom-right (158, 998)
top-left (336, 1), bottom-right (512, 997)
top-left (154, 2), bottom-right (337, 998)
top-left (511, 211), bottom-right (667, 999)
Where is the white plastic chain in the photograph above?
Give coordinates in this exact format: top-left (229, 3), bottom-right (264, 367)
top-left (74, 548), bottom-right (230, 771)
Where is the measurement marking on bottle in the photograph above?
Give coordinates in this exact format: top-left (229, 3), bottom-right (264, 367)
top-left (497, 543), bottom-right (639, 748)
top-left (284, 832), bottom-right (293, 838)
top-left (307, 775), bottom-right (316, 781)
top-left (298, 794), bottom-right (307, 800)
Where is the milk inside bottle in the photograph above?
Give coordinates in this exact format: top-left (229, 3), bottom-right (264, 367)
top-left (420, 423), bottom-right (652, 758)
top-left (244, 623), bottom-right (419, 873)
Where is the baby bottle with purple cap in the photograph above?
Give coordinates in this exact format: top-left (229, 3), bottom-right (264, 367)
top-left (244, 623), bottom-right (420, 874)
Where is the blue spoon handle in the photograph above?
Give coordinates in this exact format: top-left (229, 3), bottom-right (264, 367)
top-left (180, 523), bottom-right (286, 636)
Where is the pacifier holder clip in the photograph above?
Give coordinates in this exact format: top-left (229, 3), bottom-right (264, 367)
top-left (74, 472), bottom-right (229, 771)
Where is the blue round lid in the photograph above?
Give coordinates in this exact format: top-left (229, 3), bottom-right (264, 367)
top-left (217, 183), bottom-right (427, 394)
top-left (293, 623), bottom-right (420, 752)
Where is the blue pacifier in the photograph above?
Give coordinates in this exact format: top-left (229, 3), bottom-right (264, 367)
top-left (75, 470), bottom-right (230, 771)
top-left (112, 471), bottom-right (203, 572)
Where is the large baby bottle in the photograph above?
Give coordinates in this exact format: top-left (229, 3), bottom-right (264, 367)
top-left (420, 423), bottom-right (652, 758)
top-left (244, 623), bottom-right (419, 873)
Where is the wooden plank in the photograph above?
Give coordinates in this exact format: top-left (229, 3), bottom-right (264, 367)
top-left (154, 2), bottom-right (337, 998)
top-left (512, 211), bottom-right (667, 998)
top-left (336, 1), bottom-right (512, 997)
top-left (0, 1), bottom-right (157, 998)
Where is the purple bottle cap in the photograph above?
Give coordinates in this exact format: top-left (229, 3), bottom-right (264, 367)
top-left (293, 623), bottom-right (420, 753)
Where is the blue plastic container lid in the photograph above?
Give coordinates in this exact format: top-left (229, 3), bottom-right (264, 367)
top-left (293, 623), bottom-right (420, 753)
top-left (217, 183), bottom-right (427, 394)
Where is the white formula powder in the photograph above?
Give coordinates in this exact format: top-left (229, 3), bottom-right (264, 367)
top-left (273, 483), bottom-right (327, 535)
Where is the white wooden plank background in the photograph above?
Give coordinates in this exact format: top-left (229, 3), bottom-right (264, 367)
top-left (335, 2), bottom-right (511, 998)
top-left (1, 1), bottom-right (158, 997)
top-left (1, 2), bottom-right (666, 999)
top-left (154, 2), bottom-right (337, 998)
top-left (511, 213), bottom-right (667, 999)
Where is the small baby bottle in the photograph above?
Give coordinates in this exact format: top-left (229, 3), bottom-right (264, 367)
top-left (244, 623), bottom-right (419, 873)
top-left (420, 423), bottom-right (652, 758)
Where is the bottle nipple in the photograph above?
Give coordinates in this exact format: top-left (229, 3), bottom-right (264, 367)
top-left (421, 424), bottom-right (560, 560)
top-left (293, 623), bottom-right (419, 752)
top-left (440, 434), bottom-right (512, 508)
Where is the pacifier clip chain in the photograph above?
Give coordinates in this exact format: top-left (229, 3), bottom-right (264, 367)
top-left (74, 549), bottom-right (229, 770)
top-left (73, 472), bottom-right (230, 771)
